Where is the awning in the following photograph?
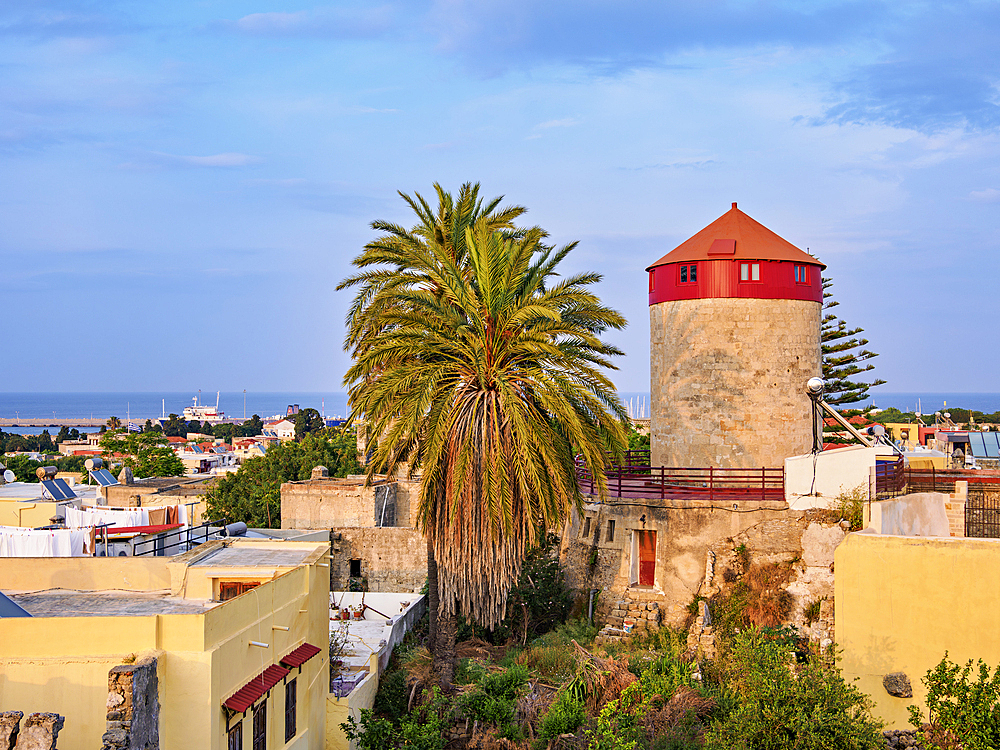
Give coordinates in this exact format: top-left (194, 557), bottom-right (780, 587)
top-left (280, 642), bottom-right (321, 669)
top-left (223, 664), bottom-right (290, 713)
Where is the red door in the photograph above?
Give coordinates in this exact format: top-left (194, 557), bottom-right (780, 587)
top-left (638, 530), bottom-right (656, 586)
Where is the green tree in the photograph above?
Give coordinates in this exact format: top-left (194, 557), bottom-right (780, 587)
top-left (243, 414), bottom-right (264, 435)
top-left (705, 629), bottom-right (884, 749)
top-left (340, 183), bottom-right (628, 681)
top-left (99, 429), bottom-right (186, 478)
top-left (822, 278), bottom-right (887, 405)
top-left (204, 431), bottom-right (361, 527)
top-left (107, 416), bottom-right (122, 430)
top-left (163, 413), bottom-right (186, 437)
top-left (56, 426), bottom-right (70, 443)
top-left (294, 408), bottom-right (324, 440)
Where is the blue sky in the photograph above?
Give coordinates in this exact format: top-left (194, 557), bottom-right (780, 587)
top-left (2, 0), bottom-right (998, 394)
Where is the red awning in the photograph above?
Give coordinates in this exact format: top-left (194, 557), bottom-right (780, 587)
top-left (280, 642), bottom-right (321, 669)
top-left (223, 664), bottom-right (290, 713)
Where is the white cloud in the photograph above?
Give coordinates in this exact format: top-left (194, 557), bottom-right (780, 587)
top-left (968, 188), bottom-right (1000, 203)
top-left (176, 153), bottom-right (260, 167)
top-left (535, 117), bottom-right (578, 129)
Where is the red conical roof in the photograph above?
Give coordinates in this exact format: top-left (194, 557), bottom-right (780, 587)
top-left (645, 203), bottom-right (825, 271)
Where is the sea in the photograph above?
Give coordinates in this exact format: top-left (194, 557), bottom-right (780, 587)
top-left (1, 391), bottom-right (997, 435)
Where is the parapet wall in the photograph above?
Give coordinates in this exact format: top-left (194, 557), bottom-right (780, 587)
top-left (330, 528), bottom-right (426, 592)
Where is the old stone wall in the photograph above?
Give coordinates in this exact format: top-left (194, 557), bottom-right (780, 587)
top-left (649, 296), bottom-right (821, 469)
top-left (281, 476), bottom-right (420, 530)
top-left (330, 527), bottom-right (426, 592)
top-left (101, 655), bottom-right (159, 750)
top-left (0, 712), bottom-right (65, 750)
top-left (561, 498), bottom-right (794, 630)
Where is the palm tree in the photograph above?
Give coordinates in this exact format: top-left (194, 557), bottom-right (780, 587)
top-left (340, 185), bottom-right (628, 680)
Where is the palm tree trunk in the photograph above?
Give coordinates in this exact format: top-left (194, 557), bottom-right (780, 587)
top-left (433, 604), bottom-right (457, 684)
top-left (426, 535), bottom-right (438, 653)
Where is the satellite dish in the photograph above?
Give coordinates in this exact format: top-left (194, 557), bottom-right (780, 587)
top-left (85, 457), bottom-right (103, 471)
top-left (3, 470), bottom-right (14, 483)
top-left (944, 412), bottom-right (951, 419)
top-left (872, 424), bottom-right (886, 437)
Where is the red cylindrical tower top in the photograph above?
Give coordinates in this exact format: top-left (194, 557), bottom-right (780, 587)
top-left (646, 203), bottom-right (825, 305)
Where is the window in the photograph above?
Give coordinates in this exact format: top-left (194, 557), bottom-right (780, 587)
top-left (285, 678), bottom-right (297, 742)
top-left (582, 517), bottom-right (591, 538)
top-left (252, 702), bottom-right (266, 750)
top-left (228, 721), bottom-right (243, 750)
top-left (794, 265), bottom-right (809, 284)
top-left (648, 271), bottom-right (655, 293)
top-left (678, 264), bottom-right (697, 284)
top-left (219, 581), bottom-right (260, 602)
top-left (349, 559), bottom-right (362, 578)
top-left (606, 519), bottom-right (616, 542)
top-left (740, 262), bottom-right (760, 282)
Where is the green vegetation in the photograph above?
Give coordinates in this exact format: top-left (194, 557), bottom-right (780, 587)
top-left (340, 182), bottom-right (628, 681)
top-left (99, 429), bottom-right (186, 478)
top-left (0, 453), bottom-right (87, 482)
top-left (204, 430), bottom-right (360, 527)
top-left (909, 653), bottom-right (1000, 750)
top-left (837, 485), bottom-right (867, 531)
top-left (0, 429), bottom-right (58, 454)
top-left (821, 278), bottom-right (886, 406)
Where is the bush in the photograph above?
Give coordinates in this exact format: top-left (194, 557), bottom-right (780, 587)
top-left (704, 628), bottom-right (884, 750)
top-left (343, 686), bottom-right (450, 750)
top-left (374, 669), bottom-right (408, 722)
top-left (908, 652), bottom-right (1000, 750)
top-left (837, 485), bottom-right (867, 531)
top-left (515, 644), bottom-right (577, 682)
top-left (538, 691), bottom-right (586, 741)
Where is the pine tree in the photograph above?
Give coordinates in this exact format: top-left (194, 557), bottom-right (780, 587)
top-left (821, 278), bottom-right (886, 405)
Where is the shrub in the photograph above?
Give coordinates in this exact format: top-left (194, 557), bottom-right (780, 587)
top-left (515, 644), bottom-right (577, 682)
top-left (908, 652), bottom-right (1000, 750)
top-left (538, 691), bottom-right (587, 741)
top-left (704, 628), bottom-right (884, 750)
top-left (837, 485), bottom-right (867, 531)
top-left (374, 669), bottom-right (408, 722)
top-left (343, 686), bottom-right (450, 750)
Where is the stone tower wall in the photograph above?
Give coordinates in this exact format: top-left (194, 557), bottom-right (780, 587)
top-left (650, 297), bottom-right (821, 468)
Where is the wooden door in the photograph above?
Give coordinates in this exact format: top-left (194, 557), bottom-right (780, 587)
top-left (638, 530), bottom-right (656, 586)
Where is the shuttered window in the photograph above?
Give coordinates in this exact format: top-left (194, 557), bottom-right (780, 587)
top-left (285, 679), bottom-right (297, 742)
top-left (252, 702), bottom-right (266, 750)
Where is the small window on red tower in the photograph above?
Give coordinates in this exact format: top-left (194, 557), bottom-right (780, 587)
top-left (794, 265), bottom-right (809, 284)
top-left (679, 264), bottom-right (697, 284)
top-left (740, 262), bottom-right (760, 282)
top-left (649, 271), bottom-right (655, 292)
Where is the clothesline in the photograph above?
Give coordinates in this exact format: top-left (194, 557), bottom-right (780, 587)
top-left (0, 525), bottom-right (91, 557)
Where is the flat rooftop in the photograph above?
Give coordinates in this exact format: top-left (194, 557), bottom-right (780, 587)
top-left (191, 546), bottom-right (315, 568)
top-left (0, 482), bottom-right (98, 501)
top-left (4, 589), bottom-right (216, 617)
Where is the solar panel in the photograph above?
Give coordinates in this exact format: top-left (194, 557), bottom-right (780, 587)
top-left (191, 445), bottom-right (203, 454)
top-left (40, 479), bottom-right (76, 500)
top-left (90, 469), bottom-right (119, 487)
top-left (987, 432), bottom-right (1000, 459)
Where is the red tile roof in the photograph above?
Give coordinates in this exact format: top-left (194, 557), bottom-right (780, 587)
top-left (166, 437), bottom-right (187, 443)
top-left (280, 642), bottom-right (321, 669)
top-left (646, 203), bottom-right (825, 270)
top-left (223, 664), bottom-right (289, 713)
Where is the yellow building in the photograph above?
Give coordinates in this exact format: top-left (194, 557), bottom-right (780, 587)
top-left (0, 539), bottom-right (330, 750)
top-left (836, 533), bottom-right (1000, 728)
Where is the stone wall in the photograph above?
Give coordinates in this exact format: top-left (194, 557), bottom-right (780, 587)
top-left (649, 296), bottom-right (821, 469)
top-left (0, 711), bottom-right (65, 750)
top-left (101, 655), bottom-right (159, 750)
top-left (330, 528), bottom-right (426, 592)
top-left (561, 498), bottom-right (795, 629)
top-left (281, 476), bottom-right (420, 530)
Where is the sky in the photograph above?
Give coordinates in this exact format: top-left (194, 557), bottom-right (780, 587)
top-left (2, 0), bottom-right (998, 394)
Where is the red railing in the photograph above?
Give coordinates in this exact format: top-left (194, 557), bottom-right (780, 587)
top-left (575, 451), bottom-right (784, 502)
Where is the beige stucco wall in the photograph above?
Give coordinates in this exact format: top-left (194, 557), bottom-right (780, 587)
top-left (650, 297), bottom-right (821, 469)
top-left (330, 527), bottom-right (427, 592)
top-left (281, 478), bottom-right (414, 529)
top-left (785, 445), bottom-right (875, 501)
top-left (0, 544), bottom-right (330, 750)
top-left (836, 533), bottom-right (1000, 728)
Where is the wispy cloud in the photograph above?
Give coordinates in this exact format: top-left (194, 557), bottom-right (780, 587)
top-left (220, 5), bottom-right (396, 39)
top-left (968, 188), bottom-right (1000, 203)
top-left (120, 152), bottom-right (262, 169)
top-left (535, 117), bottom-right (578, 129)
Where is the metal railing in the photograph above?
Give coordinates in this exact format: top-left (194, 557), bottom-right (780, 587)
top-left (873, 456), bottom-right (906, 499)
top-left (966, 489), bottom-right (1000, 538)
top-left (575, 452), bottom-right (784, 502)
top-left (132, 519), bottom-right (225, 556)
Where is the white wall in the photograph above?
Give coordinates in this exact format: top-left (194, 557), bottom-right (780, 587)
top-left (864, 493), bottom-right (951, 537)
top-left (785, 445), bottom-right (876, 505)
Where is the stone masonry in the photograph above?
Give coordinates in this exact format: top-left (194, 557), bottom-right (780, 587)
top-left (650, 296), bottom-right (821, 469)
top-left (101, 655), bottom-right (159, 750)
top-left (0, 712), bottom-right (65, 750)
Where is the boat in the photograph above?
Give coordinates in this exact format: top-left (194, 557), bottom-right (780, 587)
top-left (183, 391), bottom-right (225, 422)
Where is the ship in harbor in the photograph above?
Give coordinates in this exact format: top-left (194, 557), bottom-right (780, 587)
top-left (183, 391), bottom-right (225, 422)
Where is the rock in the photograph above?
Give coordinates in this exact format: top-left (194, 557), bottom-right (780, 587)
top-left (883, 672), bottom-right (913, 698)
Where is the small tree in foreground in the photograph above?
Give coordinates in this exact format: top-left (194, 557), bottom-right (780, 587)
top-left (909, 653), bottom-right (1000, 750)
top-left (705, 629), bottom-right (884, 749)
